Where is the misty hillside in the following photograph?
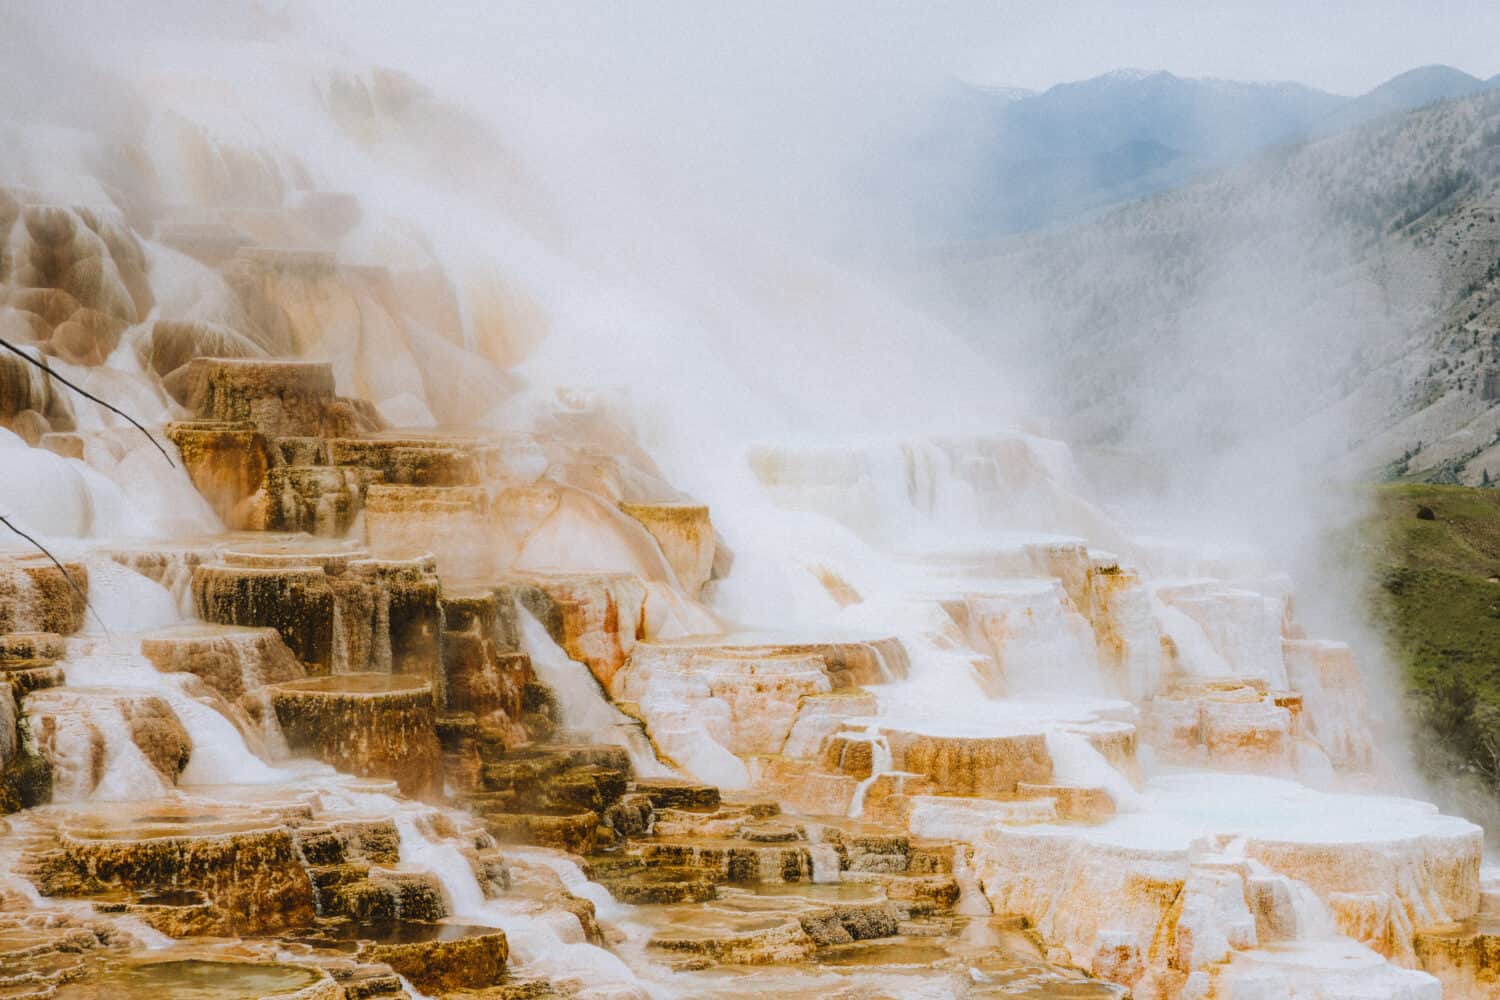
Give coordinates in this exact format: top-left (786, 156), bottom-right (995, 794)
top-left (1316, 65), bottom-right (1495, 136)
top-left (898, 65), bottom-right (1498, 238)
top-left (936, 86), bottom-right (1500, 485)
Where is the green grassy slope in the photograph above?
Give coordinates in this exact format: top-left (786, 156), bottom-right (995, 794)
top-left (1361, 484), bottom-right (1500, 795)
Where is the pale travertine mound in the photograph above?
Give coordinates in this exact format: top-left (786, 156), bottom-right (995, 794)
top-left (973, 774), bottom-right (1482, 992)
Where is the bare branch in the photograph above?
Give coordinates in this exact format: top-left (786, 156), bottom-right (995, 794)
top-left (0, 337), bottom-right (174, 468)
top-left (0, 514), bottom-right (108, 635)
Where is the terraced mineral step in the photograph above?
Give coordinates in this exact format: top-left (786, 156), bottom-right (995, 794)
top-left (262, 464), bottom-right (376, 536)
top-left (364, 483), bottom-right (492, 577)
top-left (620, 630), bottom-right (911, 698)
top-left (632, 777), bottom-right (721, 810)
top-left (328, 435), bottom-right (484, 486)
top-left (269, 673), bottom-right (442, 797)
top-left (28, 801), bottom-right (318, 936)
top-left (140, 622), bottom-right (304, 701)
top-left (617, 501), bottom-right (716, 597)
top-left (193, 544), bottom-right (441, 676)
top-left (0, 556), bottom-right (87, 635)
top-left (0, 632), bottom-right (68, 701)
top-left (355, 922), bottom-right (509, 993)
top-left (178, 357), bottom-right (337, 438)
top-left (49, 959), bottom-right (338, 1000)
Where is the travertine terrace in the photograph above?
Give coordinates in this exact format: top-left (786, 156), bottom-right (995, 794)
top-left (0, 15), bottom-right (1494, 1000)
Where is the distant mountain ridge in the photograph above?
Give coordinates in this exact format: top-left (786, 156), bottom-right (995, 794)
top-left (891, 64), bottom-right (1500, 239)
top-left (1316, 65), bottom-right (1494, 135)
top-left (933, 85), bottom-right (1500, 490)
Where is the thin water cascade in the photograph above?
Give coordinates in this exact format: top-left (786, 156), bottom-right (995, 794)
top-left (0, 8), bottom-right (1485, 998)
top-left (25, 689), bottom-right (171, 802)
top-left (845, 725), bottom-right (894, 819)
top-left (54, 640), bottom-right (287, 787)
top-left (951, 847), bottom-right (991, 918)
top-left (1043, 729), bottom-right (1140, 812)
top-left (807, 843), bottom-right (841, 884)
top-left (518, 608), bottom-right (670, 778)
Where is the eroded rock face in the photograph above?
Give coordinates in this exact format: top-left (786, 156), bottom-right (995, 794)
top-left (1085, 559), bottom-right (1163, 701)
top-left (1414, 921), bottom-right (1500, 999)
top-left (0, 557), bottom-right (88, 634)
top-left (782, 690), bottom-right (880, 760)
top-left (753, 756), bottom-right (861, 816)
top-left (617, 632), bottom-right (909, 703)
top-left (31, 803), bottom-right (317, 936)
top-left (24, 688), bottom-right (191, 800)
top-left (192, 561), bottom-right (334, 667)
top-left (1146, 680), bottom-right (1309, 774)
top-left (517, 573), bottom-right (647, 689)
top-left (140, 624), bottom-right (305, 702)
top-left (632, 650), bottom-right (833, 760)
top-left (328, 436), bottom-right (481, 486)
top-left (344, 555), bottom-right (444, 682)
top-left (259, 465), bottom-right (376, 537)
top-left (0, 635), bottom-right (55, 813)
top-left (192, 547), bottom-right (442, 678)
top-left (879, 726), bottom-right (1053, 796)
top-left (456, 740), bottom-right (634, 855)
top-left (269, 673), bottom-right (442, 797)
top-left (1156, 581), bottom-right (1291, 689)
top-left (0, 631), bottom-right (67, 661)
top-left (618, 501), bottom-right (717, 597)
top-left (611, 632), bottom-right (911, 788)
top-left (165, 420), bottom-right (273, 529)
top-left (178, 358), bottom-right (337, 438)
top-left (694, 653), bottom-right (832, 755)
top-left (963, 581), bottom-right (1101, 697)
top-left (441, 587), bottom-right (533, 725)
top-left (1283, 638), bottom-right (1377, 770)
top-left (358, 926), bottom-right (509, 992)
top-left (365, 483), bottom-right (493, 578)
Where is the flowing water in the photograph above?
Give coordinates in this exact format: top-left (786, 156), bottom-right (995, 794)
top-left (0, 5), bottom-right (1486, 999)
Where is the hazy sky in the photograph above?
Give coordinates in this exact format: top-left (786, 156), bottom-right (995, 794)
top-left (302, 0), bottom-right (1500, 246)
top-left (322, 0), bottom-right (1500, 98)
top-left (954, 0), bottom-right (1500, 94)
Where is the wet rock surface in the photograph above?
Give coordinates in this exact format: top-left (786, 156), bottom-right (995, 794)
top-left (193, 544), bottom-right (442, 677)
top-left (0, 557), bottom-right (88, 635)
top-left (23, 802), bottom-right (319, 936)
top-left (270, 673), bottom-right (443, 797)
top-left (0, 97), bottom-right (1483, 999)
top-left (140, 623), bottom-right (305, 702)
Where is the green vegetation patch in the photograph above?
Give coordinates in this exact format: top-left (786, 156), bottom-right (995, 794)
top-left (1363, 484), bottom-right (1500, 795)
